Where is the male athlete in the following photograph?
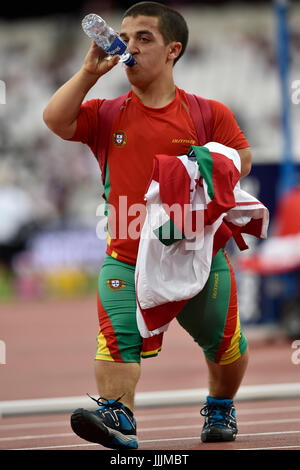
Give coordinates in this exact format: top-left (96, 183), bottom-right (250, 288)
top-left (43, 2), bottom-right (251, 449)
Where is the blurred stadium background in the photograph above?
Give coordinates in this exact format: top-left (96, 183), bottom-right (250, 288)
top-left (0, 0), bottom-right (300, 336)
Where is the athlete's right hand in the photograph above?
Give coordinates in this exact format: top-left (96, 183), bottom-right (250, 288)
top-left (81, 41), bottom-right (120, 77)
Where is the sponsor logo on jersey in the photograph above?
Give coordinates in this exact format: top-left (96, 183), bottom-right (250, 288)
top-left (172, 138), bottom-right (196, 145)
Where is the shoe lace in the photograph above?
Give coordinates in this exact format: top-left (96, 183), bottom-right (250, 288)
top-left (87, 392), bottom-right (126, 408)
top-left (200, 403), bottom-right (233, 426)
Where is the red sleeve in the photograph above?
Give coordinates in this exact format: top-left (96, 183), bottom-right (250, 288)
top-left (209, 100), bottom-right (249, 149)
top-left (68, 98), bottom-right (104, 155)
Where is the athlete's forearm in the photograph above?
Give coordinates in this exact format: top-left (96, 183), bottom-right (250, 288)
top-left (44, 41), bottom-right (120, 139)
top-left (43, 68), bottom-right (98, 139)
top-left (237, 147), bottom-right (252, 178)
top-left (43, 41), bottom-right (120, 139)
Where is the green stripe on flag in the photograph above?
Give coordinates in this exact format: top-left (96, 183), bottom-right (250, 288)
top-left (189, 146), bottom-right (214, 200)
top-left (153, 218), bottom-right (185, 246)
top-left (103, 160), bottom-right (112, 235)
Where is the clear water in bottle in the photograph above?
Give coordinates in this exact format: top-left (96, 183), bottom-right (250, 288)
top-left (82, 14), bottom-right (135, 67)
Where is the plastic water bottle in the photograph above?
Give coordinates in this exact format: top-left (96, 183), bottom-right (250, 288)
top-left (82, 14), bottom-right (136, 67)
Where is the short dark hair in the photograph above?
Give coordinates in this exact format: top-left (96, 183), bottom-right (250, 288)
top-left (123, 1), bottom-right (189, 64)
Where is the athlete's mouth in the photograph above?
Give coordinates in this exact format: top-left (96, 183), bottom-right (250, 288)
top-left (125, 60), bottom-right (137, 68)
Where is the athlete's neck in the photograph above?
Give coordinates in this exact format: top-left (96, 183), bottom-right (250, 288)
top-left (132, 81), bottom-right (176, 108)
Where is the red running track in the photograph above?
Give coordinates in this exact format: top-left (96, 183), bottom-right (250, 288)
top-left (1, 297), bottom-right (300, 451)
top-left (1, 399), bottom-right (300, 450)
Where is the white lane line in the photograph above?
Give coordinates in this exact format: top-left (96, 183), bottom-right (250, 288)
top-left (14, 442), bottom-right (98, 450)
top-left (238, 445), bottom-right (300, 450)
top-left (142, 430), bottom-right (300, 443)
top-left (0, 421), bottom-right (68, 431)
top-left (0, 432), bottom-right (74, 442)
top-left (2, 404), bottom-right (300, 431)
top-left (238, 405), bottom-right (300, 416)
top-left (239, 417), bottom-right (300, 426)
top-left (2, 425), bottom-right (300, 446)
top-left (1, 418), bottom-right (300, 441)
top-left (12, 430), bottom-right (300, 450)
top-left (2, 383), bottom-right (300, 417)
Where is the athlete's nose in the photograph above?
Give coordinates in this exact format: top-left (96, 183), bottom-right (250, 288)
top-left (127, 38), bottom-right (139, 56)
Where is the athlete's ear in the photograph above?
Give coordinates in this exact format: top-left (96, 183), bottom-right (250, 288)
top-left (167, 41), bottom-right (182, 62)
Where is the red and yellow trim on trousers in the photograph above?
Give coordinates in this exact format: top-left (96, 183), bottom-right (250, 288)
top-left (214, 250), bottom-right (243, 365)
top-left (96, 290), bottom-right (124, 362)
top-left (176, 249), bottom-right (248, 366)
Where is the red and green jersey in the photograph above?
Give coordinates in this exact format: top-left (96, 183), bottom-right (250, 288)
top-left (69, 87), bottom-right (249, 265)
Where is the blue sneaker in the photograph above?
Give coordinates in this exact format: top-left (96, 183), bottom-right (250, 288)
top-left (200, 396), bottom-right (238, 442)
top-left (70, 394), bottom-right (138, 449)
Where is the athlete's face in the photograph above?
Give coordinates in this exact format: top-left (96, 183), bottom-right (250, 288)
top-left (120, 15), bottom-right (178, 88)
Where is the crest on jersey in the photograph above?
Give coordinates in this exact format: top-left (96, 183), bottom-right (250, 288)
top-left (106, 279), bottom-right (127, 290)
top-left (112, 130), bottom-right (128, 147)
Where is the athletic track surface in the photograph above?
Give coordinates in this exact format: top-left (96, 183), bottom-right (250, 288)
top-left (1, 297), bottom-right (300, 452)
